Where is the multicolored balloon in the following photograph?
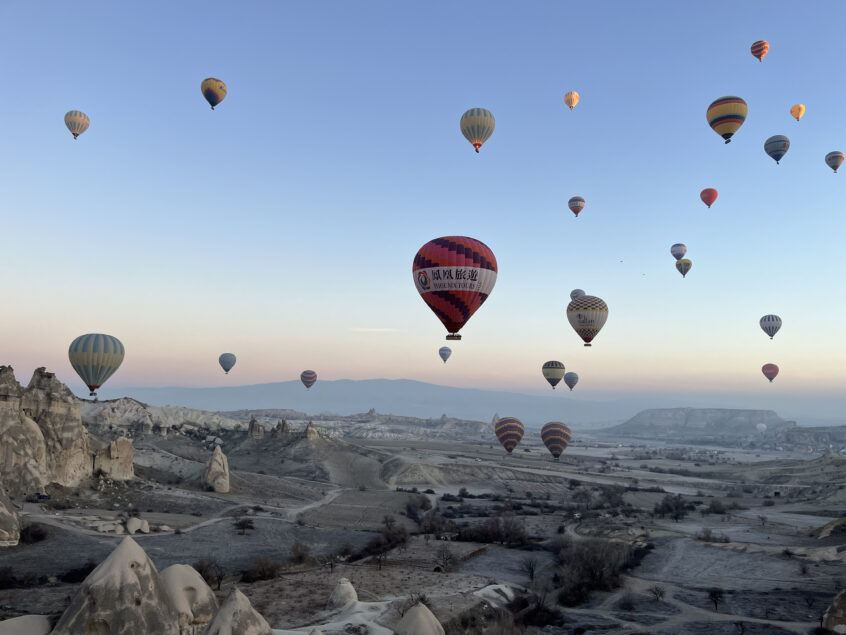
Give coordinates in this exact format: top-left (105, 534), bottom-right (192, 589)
top-left (759, 314), bottom-right (782, 339)
top-left (566, 295), bottom-right (608, 347)
top-left (460, 108), bottom-right (495, 153)
top-left (676, 259), bottom-right (692, 278)
top-left (707, 96), bottom-right (748, 144)
top-left (825, 151), bottom-right (844, 173)
top-left (670, 243), bottom-right (687, 260)
top-left (564, 371), bottom-right (579, 391)
top-left (541, 422), bottom-right (572, 460)
top-left (64, 110), bottom-right (90, 139)
top-left (564, 91), bottom-right (580, 110)
top-left (570, 289), bottom-right (585, 301)
top-left (700, 188), bottom-right (718, 208)
top-left (439, 346), bottom-right (452, 363)
top-left (219, 353), bottom-right (236, 374)
top-left (765, 135), bottom-right (790, 164)
top-left (494, 416), bottom-right (524, 454)
top-left (568, 196), bottom-right (586, 218)
top-left (413, 236), bottom-right (497, 340)
top-left (790, 104), bottom-right (805, 121)
top-left (762, 363), bottom-right (779, 383)
top-left (542, 361), bottom-right (566, 389)
top-left (300, 370), bottom-right (317, 390)
top-left (68, 334), bottom-right (125, 398)
top-left (201, 78), bottom-right (227, 110)
top-left (750, 40), bottom-right (769, 62)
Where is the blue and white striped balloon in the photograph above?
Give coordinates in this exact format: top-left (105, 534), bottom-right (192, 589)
top-left (68, 333), bottom-right (125, 398)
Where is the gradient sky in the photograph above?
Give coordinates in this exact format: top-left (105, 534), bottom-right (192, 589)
top-left (2, 2), bottom-right (845, 418)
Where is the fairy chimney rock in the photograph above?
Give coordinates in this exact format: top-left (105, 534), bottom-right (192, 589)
top-left (203, 446), bottom-right (230, 493)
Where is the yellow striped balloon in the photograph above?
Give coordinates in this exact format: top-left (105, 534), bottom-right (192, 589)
top-left (494, 416), bottom-right (524, 454)
top-left (564, 91), bottom-right (579, 110)
top-left (201, 78), bottom-right (227, 110)
top-left (460, 108), bottom-right (495, 153)
top-left (68, 333), bottom-right (125, 398)
top-left (541, 422), bottom-right (572, 460)
top-left (64, 110), bottom-right (90, 139)
top-left (790, 104), bottom-right (805, 121)
top-left (706, 96), bottom-right (748, 144)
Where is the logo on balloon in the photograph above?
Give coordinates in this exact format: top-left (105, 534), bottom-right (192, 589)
top-left (417, 270), bottom-right (431, 291)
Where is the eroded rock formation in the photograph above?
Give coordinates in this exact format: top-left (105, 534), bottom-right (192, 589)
top-left (203, 446), bottom-right (230, 493)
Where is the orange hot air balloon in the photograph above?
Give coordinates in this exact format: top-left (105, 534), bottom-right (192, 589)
top-left (564, 91), bottom-right (580, 110)
top-left (790, 104), bottom-right (805, 121)
top-left (700, 188), bottom-right (718, 208)
top-left (762, 363), bottom-right (779, 383)
top-left (751, 40), bottom-right (769, 62)
top-left (494, 416), bottom-right (524, 454)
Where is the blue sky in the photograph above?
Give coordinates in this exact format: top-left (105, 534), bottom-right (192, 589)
top-left (2, 2), bottom-right (845, 418)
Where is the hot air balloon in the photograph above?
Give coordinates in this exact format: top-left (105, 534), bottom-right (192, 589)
top-left (762, 363), bottom-right (779, 383)
top-left (68, 334), bottom-right (125, 399)
top-left (570, 289), bottom-right (585, 301)
top-left (790, 104), bottom-right (805, 121)
top-left (707, 96), bottom-right (747, 144)
top-left (670, 243), bottom-right (687, 260)
top-left (825, 151), bottom-right (844, 173)
top-left (494, 416), bottom-right (524, 454)
top-left (201, 78), bottom-right (227, 110)
top-left (756, 423), bottom-right (767, 433)
top-left (750, 40), bottom-right (769, 62)
top-left (64, 110), bottom-right (90, 139)
top-left (413, 236), bottom-right (497, 340)
top-left (568, 196), bottom-right (586, 218)
top-left (759, 314), bottom-right (782, 339)
top-left (676, 259), bottom-right (692, 278)
top-left (439, 346), bottom-right (452, 363)
top-left (765, 135), bottom-right (790, 164)
top-left (460, 108), bottom-right (495, 153)
top-left (564, 372), bottom-right (579, 391)
top-left (542, 361), bottom-right (566, 389)
top-left (700, 188), bottom-right (718, 208)
top-left (564, 91), bottom-right (580, 110)
top-left (566, 295), bottom-right (608, 347)
top-left (300, 370), bottom-right (317, 390)
top-left (541, 422), bottom-right (573, 460)
top-left (219, 353), bottom-right (236, 374)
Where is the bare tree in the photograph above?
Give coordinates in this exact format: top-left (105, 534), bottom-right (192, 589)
top-left (709, 588), bottom-right (724, 612)
top-left (434, 543), bottom-right (455, 572)
top-left (383, 515), bottom-right (396, 530)
top-left (519, 556), bottom-right (538, 583)
top-left (758, 515), bottom-right (767, 527)
top-left (233, 517), bottom-right (254, 535)
top-left (193, 556), bottom-right (224, 590)
top-left (648, 585), bottom-right (665, 602)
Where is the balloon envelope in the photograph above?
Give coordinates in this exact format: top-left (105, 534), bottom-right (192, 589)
top-left (494, 417), bottom-right (524, 454)
top-left (707, 96), bottom-right (747, 143)
top-left (568, 196), bottom-right (586, 218)
top-left (301, 370), bottom-right (317, 389)
top-left (460, 108), bottom-right (495, 153)
top-left (676, 259), bottom-right (692, 278)
top-left (201, 78), bottom-right (227, 109)
top-left (541, 422), bottom-right (573, 459)
top-left (564, 91), bottom-right (580, 110)
top-left (759, 314), bottom-right (782, 339)
top-left (765, 135), bottom-right (790, 164)
top-left (439, 346), bottom-right (452, 363)
top-left (756, 423), bottom-right (767, 433)
top-left (566, 295), bottom-right (609, 347)
top-left (68, 334), bottom-right (125, 397)
top-left (564, 372), bottom-right (579, 391)
top-left (219, 353), bottom-right (236, 374)
top-left (762, 363), bottom-right (779, 382)
top-left (825, 151), bottom-right (844, 173)
top-left (570, 289), bottom-right (585, 301)
top-left (542, 361), bottom-right (565, 389)
top-left (64, 110), bottom-right (90, 139)
top-left (700, 188), bottom-right (718, 208)
top-left (412, 236), bottom-right (497, 340)
top-left (790, 104), bottom-right (805, 121)
top-left (670, 243), bottom-right (687, 260)
top-left (750, 40), bottom-right (769, 61)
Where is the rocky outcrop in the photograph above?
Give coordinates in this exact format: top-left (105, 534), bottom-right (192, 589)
top-left (202, 446), bottom-right (230, 493)
top-left (270, 420), bottom-right (287, 438)
top-left (51, 536), bottom-right (180, 635)
top-left (824, 588), bottom-right (846, 632)
top-left (205, 588), bottom-right (272, 635)
top-left (160, 564), bottom-right (219, 634)
top-left (93, 437), bottom-right (135, 480)
top-left (0, 483), bottom-right (20, 547)
top-left (125, 517), bottom-right (150, 535)
top-left (395, 602), bottom-right (444, 635)
top-left (327, 577), bottom-right (358, 610)
top-left (248, 416), bottom-right (265, 440)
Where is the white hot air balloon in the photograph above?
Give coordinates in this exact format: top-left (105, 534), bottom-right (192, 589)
top-left (570, 289), bottom-right (585, 301)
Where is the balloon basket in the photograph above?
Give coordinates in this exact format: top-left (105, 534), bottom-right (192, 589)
top-left (446, 334), bottom-right (462, 341)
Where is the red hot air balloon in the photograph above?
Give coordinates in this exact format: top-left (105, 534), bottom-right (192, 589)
top-left (494, 416), bottom-right (524, 454)
top-left (751, 40), bottom-right (769, 62)
top-left (700, 188), bottom-right (718, 208)
top-left (761, 363), bottom-right (779, 383)
top-left (541, 422), bottom-right (572, 460)
top-left (412, 236), bottom-right (497, 340)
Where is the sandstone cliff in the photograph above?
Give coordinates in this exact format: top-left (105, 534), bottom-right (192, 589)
top-left (92, 437), bottom-right (135, 480)
top-left (0, 483), bottom-right (20, 547)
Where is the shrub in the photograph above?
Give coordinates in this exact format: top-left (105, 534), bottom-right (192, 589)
top-left (290, 541), bottom-right (311, 564)
top-left (61, 558), bottom-right (98, 583)
top-left (193, 556), bottom-right (224, 590)
top-left (241, 556), bottom-right (281, 582)
top-left (19, 524), bottom-right (47, 544)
